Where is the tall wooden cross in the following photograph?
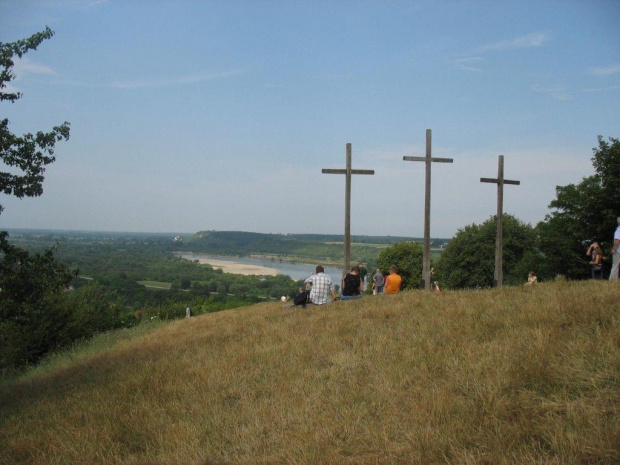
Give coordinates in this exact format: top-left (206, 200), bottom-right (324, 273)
top-left (322, 143), bottom-right (375, 274)
top-left (480, 155), bottom-right (520, 287)
top-left (403, 129), bottom-right (453, 290)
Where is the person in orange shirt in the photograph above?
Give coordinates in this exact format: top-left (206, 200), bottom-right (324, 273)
top-left (384, 265), bottom-right (402, 294)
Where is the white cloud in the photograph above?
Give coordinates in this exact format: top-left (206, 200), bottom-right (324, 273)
top-left (55, 0), bottom-right (109, 10)
top-left (532, 83), bottom-right (572, 101)
top-left (456, 32), bottom-right (547, 72)
top-left (588, 62), bottom-right (620, 76)
top-left (2, 83), bottom-right (20, 95)
top-left (582, 85), bottom-right (619, 93)
top-left (80, 0), bottom-right (109, 8)
top-left (12, 56), bottom-right (57, 79)
top-left (477, 32), bottom-right (548, 53)
top-left (3, 57), bottom-right (57, 94)
top-left (454, 57), bottom-right (484, 72)
top-left (109, 69), bottom-right (244, 89)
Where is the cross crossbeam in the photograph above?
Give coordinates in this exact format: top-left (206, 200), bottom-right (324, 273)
top-left (322, 169), bottom-right (375, 175)
top-left (403, 129), bottom-right (453, 290)
top-left (480, 155), bottom-right (520, 287)
top-left (322, 143), bottom-right (375, 274)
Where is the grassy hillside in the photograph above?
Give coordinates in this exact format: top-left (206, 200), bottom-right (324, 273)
top-left (1, 281), bottom-right (619, 464)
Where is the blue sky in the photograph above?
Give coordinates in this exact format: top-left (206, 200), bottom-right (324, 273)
top-left (1, 0), bottom-right (619, 238)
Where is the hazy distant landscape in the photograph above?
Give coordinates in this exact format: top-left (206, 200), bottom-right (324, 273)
top-left (5, 227), bottom-right (442, 269)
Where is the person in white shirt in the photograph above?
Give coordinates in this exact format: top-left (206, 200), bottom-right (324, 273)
top-left (304, 265), bottom-right (336, 305)
top-left (609, 217), bottom-right (620, 281)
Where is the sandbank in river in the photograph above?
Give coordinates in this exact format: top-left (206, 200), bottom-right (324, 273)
top-left (179, 254), bottom-right (280, 276)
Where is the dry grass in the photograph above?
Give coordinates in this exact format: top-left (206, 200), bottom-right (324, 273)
top-left (1, 280), bottom-right (619, 464)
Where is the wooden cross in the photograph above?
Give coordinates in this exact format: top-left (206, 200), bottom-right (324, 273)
top-left (480, 155), bottom-right (520, 287)
top-left (403, 129), bottom-right (453, 291)
top-left (322, 143), bottom-right (375, 274)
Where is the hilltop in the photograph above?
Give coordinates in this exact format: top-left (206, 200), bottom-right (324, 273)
top-left (1, 281), bottom-right (618, 464)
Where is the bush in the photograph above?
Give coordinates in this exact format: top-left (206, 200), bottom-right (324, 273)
top-left (436, 214), bottom-right (538, 289)
top-left (376, 242), bottom-right (423, 290)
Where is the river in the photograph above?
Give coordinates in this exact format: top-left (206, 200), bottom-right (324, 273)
top-left (179, 253), bottom-right (344, 281)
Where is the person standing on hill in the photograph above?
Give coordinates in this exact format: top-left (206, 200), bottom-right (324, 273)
top-left (384, 265), bottom-right (402, 294)
top-left (372, 268), bottom-right (384, 295)
top-left (341, 265), bottom-right (364, 300)
top-left (610, 217), bottom-right (620, 281)
top-left (587, 242), bottom-right (604, 280)
top-left (304, 265), bottom-right (336, 305)
top-left (358, 263), bottom-right (368, 291)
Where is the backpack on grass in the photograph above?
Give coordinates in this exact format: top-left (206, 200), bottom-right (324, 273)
top-left (293, 290), bottom-right (310, 307)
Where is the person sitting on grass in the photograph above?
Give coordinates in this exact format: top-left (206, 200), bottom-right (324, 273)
top-left (304, 265), bottom-right (336, 305)
top-left (384, 265), bottom-right (402, 294)
top-left (587, 242), bottom-right (604, 280)
top-left (341, 265), bottom-right (364, 300)
top-left (524, 271), bottom-right (538, 286)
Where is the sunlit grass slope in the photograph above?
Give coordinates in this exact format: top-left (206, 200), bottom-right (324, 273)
top-left (1, 281), bottom-right (619, 464)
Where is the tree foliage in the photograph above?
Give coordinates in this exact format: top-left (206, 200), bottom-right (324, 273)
top-left (1, 26), bottom-right (70, 214)
top-left (0, 28), bottom-right (73, 370)
top-left (0, 232), bottom-right (77, 369)
top-left (537, 136), bottom-right (620, 279)
top-left (0, 232), bottom-right (76, 321)
top-left (436, 215), bottom-right (538, 289)
top-left (376, 242), bottom-right (423, 290)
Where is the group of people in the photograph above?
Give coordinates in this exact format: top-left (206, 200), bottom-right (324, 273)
top-left (300, 264), bottom-right (403, 306)
top-left (587, 216), bottom-right (620, 281)
top-left (370, 266), bottom-right (403, 295)
top-left (296, 217), bottom-right (620, 306)
top-left (523, 217), bottom-right (620, 286)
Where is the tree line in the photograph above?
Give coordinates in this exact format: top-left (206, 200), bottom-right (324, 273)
top-left (175, 230), bottom-right (419, 265)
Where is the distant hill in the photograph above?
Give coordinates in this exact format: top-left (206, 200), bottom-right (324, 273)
top-left (2, 280), bottom-right (618, 464)
top-left (178, 230), bottom-right (450, 264)
top-left (5, 227), bottom-right (451, 267)
top-left (186, 230), bottom-right (428, 246)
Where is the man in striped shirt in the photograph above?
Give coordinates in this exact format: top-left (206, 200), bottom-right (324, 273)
top-left (304, 265), bottom-right (336, 305)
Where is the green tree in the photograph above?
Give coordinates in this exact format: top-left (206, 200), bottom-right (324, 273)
top-left (57, 283), bottom-right (127, 340)
top-left (376, 242), bottom-right (423, 290)
top-left (216, 282), bottom-right (228, 294)
top-left (228, 283), bottom-right (240, 295)
top-left (0, 233), bottom-right (76, 369)
top-left (436, 215), bottom-right (538, 289)
top-left (0, 28), bottom-right (73, 370)
top-left (1, 26), bottom-right (70, 214)
top-left (537, 136), bottom-right (620, 279)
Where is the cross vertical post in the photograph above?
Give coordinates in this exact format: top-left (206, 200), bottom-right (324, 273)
top-left (480, 155), bottom-right (520, 287)
top-left (345, 143), bottom-right (352, 273)
top-left (403, 129), bottom-right (453, 290)
top-left (322, 143), bottom-right (375, 274)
